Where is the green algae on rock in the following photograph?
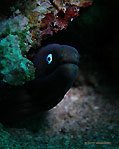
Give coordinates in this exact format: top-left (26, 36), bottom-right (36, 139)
top-left (0, 34), bottom-right (35, 86)
top-left (0, 0), bottom-right (92, 86)
top-left (0, 15), bottom-right (35, 86)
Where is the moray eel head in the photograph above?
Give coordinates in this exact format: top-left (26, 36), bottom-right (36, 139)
top-left (31, 44), bottom-right (80, 111)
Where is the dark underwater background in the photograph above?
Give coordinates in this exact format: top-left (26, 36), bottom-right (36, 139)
top-left (0, 0), bottom-right (119, 148)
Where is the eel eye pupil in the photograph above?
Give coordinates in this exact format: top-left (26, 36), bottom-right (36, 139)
top-left (48, 57), bottom-right (51, 61)
top-left (46, 54), bottom-right (52, 64)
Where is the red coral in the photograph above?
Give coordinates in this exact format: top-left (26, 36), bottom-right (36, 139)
top-left (56, 6), bottom-right (79, 31)
top-left (33, 1), bottom-right (93, 44)
top-left (65, 6), bottom-right (80, 21)
top-left (56, 13), bottom-right (68, 30)
top-left (80, 1), bottom-right (93, 8)
top-left (39, 26), bottom-right (53, 46)
top-left (40, 13), bottom-right (55, 29)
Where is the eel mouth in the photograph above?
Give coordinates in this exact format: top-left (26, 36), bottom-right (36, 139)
top-left (54, 53), bottom-right (80, 74)
top-left (55, 61), bottom-right (79, 79)
top-left (61, 61), bottom-right (79, 66)
top-left (58, 50), bottom-right (80, 67)
top-left (58, 59), bottom-right (79, 68)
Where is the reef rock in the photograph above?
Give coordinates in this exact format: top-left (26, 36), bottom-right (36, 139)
top-left (0, 0), bottom-right (92, 86)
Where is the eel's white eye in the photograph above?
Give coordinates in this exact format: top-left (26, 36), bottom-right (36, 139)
top-left (46, 54), bottom-right (52, 64)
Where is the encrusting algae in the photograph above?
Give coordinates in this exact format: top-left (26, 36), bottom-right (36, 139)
top-left (0, 0), bottom-right (93, 86)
